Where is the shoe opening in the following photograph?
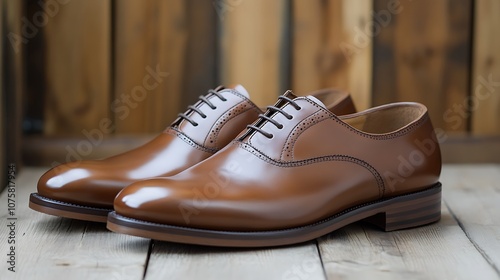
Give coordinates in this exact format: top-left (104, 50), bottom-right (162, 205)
top-left (341, 103), bottom-right (427, 134)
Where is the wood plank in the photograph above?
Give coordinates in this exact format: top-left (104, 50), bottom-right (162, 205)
top-left (145, 241), bottom-right (325, 280)
top-left (0, 168), bottom-right (149, 279)
top-left (218, 0), bottom-right (289, 107)
top-left (181, 0), bottom-right (218, 107)
top-left (372, 0), bottom-right (472, 133)
top-left (1, 0), bottom-right (4, 193)
top-left (23, 0), bottom-right (48, 135)
top-left (3, 0), bottom-right (24, 176)
top-left (292, 0), bottom-right (372, 110)
top-left (442, 165), bottom-right (500, 274)
top-left (113, 0), bottom-right (186, 134)
top-left (318, 203), bottom-right (498, 279)
top-left (471, 0), bottom-right (500, 135)
top-left (43, 0), bottom-right (111, 136)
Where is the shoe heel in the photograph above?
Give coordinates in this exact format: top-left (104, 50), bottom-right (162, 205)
top-left (364, 183), bottom-right (442, 231)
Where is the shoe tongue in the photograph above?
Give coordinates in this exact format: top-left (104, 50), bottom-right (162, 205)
top-left (283, 90), bottom-right (297, 99)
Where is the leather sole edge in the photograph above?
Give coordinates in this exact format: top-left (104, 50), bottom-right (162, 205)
top-left (29, 193), bottom-right (111, 223)
top-left (106, 183), bottom-right (442, 247)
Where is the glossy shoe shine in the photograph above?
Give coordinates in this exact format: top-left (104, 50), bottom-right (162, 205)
top-left (30, 86), bottom-right (356, 222)
top-left (108, 90), bottom-right (442, 247)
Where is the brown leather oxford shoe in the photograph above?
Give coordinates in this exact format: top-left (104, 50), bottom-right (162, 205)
top-left (108, 91), bottom-right (441, 247)
top-left (30, 86), bottom-right (355, 222)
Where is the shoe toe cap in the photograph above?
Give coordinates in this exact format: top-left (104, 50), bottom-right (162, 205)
top-left (114, 178), bottom-right (192, 225)
top-left (37, 162), bottom-right (122, 207)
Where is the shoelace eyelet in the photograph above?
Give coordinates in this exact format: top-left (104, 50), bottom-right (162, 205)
top-left (177, 89), bottom-right (226, 126)
top-left (246, 95), bottom-right (301, 139)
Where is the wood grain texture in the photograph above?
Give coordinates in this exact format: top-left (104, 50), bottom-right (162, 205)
top-left (372, 0), bottom-right (472, 132)
top-left (292, 0), bottom-right (372, 110)
top-left (113, 0), bottom-right (186, 134)
top-left (218, 0), bottom-right (289, 107)
top-left (471, 0), bottom-right (500, 135)
top-left (43, 0), bottom-right (111, 135)
top-left (2, 165), bottom-right (500, 279)
top-left (145, 241), bottom-right (325, 280)
top-left (442, 165), bottom-right (500, 274)
top-left (318, 204), bottom-right (499, 279)
top-left (0, 168), bottom-right (150, 280)
top-left (181, 0), bottom-right (218, 108)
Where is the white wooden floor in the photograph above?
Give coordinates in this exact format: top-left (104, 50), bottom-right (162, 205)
top-left (1, 165), bottom-right (500, 280)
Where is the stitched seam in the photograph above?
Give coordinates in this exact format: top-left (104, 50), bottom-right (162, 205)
top-left (249, 98), bottom-right (322, 147)
top-left (165, 127), bottom-right (218, 154)
top-left (206, 102), bottom-right (258, 148)
top-left (33, 193), bottom-right (112, 211)
top-left (282, 110), bottom-right (329, 161)
top-left (235, 141), bottom-right (385, 198)
top-left (331, 113), bottom-right (429, 140)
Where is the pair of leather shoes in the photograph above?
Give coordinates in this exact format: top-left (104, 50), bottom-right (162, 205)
top-left (30, 84), bottom-right (442, 247)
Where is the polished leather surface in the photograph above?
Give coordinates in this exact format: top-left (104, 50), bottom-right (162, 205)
top-left (114, 91), bottom-right (441, 231)
top-left (37, 87), bottom-right (354, 208)
top-left (37, 87), bottom-right (261, 207)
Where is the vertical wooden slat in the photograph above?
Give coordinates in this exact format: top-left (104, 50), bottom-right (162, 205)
top-left (372, 0), bottom-right (472, 132)
top-left (181, 0), bottom-right (218, 108)
top-left (43, 0), bottom-right (111, 135)
top-left (23, 0), bottom-right (47, 135)
top-left (472, 0), bottom-right (500, 135)
top-left (218, 0), bottom-right (289, 107)
top-left (292, 0), bottom-right (372, 110)
top-left (3, 0), bottom-right (24, 176)
top-left (1, 0), bottom-right (5, 192)
top-left (114, 0), bottom-right (187, 133)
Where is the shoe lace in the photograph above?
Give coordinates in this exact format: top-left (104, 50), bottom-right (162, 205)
top-left (177, 89), bottom-right (227, 126)
top-left (246, 95), bottom-right (301, 139)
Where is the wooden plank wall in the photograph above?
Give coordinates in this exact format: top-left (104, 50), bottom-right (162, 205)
top-left (472, 0), bottom-right (500, 135)
top-left (113, 1), bottom-right (217, 133)
top-left (14, 0), bottom-right (500, 165)
top-left (39, 0), bottom-right (218, 135)
top-left (219, 0), bottom-right (290, 107)
top-left (372, 0), bottom-right (473, 133)
top-left (43, 0), bottom-right (111, 136)
top-left (292, 0), bottom-right (372, 110)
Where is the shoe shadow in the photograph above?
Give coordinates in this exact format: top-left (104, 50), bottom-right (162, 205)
top-left (33, 216), bottom-right (109, 235)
